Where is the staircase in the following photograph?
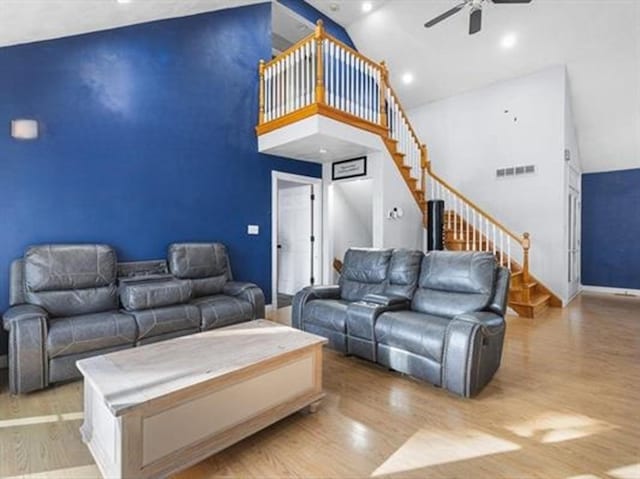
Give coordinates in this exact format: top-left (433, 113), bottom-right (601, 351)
top-left (256, 20), bottom-right (561, 318)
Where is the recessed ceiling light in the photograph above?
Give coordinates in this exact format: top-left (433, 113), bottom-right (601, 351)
top-left (362, 2), bottom-right (373, 13)
top-left (501, 33), bottom-right (517, 49)
top-left (401, 72), bottom-right (414, 85)
top-left (319, 148), bottom-right (328, 154)
top-left (117, 0), bottom-right (132, 4)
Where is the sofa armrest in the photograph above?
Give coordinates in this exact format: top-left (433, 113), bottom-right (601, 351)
top-left (223, 281), bottom-right (266, 319)
top-left (291, 285), bottom-right (341, 330)
top-left (3, 304), bottom-right (49, 332)
top-left (442, 311), bottom-right (506, 398)
top-left (488, 267), bottom-right (511, 317)
top-left (3, 305), bottom-right (49, 394)
top-left (362, 293), bottom-right (411, 308)
top-left (452, 311), bottom-right (505, 335)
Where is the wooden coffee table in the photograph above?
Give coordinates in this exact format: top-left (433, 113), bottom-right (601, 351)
top-left (77, 319), bottom-right (327, 479)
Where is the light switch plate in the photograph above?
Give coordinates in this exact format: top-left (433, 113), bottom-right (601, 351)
top-left (247, 225), bottom-right (259, 235)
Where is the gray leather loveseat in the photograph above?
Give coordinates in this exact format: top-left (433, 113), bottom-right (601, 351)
top-left (3, 243), bottom-right (264, 394)
top-left (293, 248), bottom-right (509, 397)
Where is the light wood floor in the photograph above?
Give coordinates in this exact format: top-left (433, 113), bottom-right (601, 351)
top-left (1, 292), bottom-right (639, 478)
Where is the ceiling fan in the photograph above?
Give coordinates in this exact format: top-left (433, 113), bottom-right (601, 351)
top-left (424, 0), bottom-right (532, 35)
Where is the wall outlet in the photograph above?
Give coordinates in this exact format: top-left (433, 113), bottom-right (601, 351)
top-left (247, 225), bottom-right (259, 235)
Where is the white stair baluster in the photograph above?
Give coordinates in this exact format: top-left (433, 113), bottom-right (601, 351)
top-left (264, 66), bottom-right (270, 121)
top-left (365, 64), bottom-right (370, 121)
top-left (327, 41), bottom-right (333, 107)
top-left (339, 48), bottom-right (344, 111)
top-left (294, 49), bottom-right (299, 110)
top-left (349, 54), bottom-right (354, 115)
top-left (311, 41), bottom-right (316, 104)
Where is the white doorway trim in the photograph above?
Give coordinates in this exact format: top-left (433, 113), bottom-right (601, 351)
top-left (271, 171), bottom-right (323, 308)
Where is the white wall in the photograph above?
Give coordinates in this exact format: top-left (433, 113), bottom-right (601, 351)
top-left (322, 144), bottom-right (425, 284)
top-left (332, 179), bottom-right (374, 260)
top-left (408, 66), bottom-right (568, 300)
top-left (378, 151), bottom-right (425, 251)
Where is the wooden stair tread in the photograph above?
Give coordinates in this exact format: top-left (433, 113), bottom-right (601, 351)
top-left (510, 282), bottom-right (538, 292)
top-left (509, 293), bottom-right (550, 308)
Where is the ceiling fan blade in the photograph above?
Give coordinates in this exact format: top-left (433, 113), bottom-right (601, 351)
top-left (424, 2), bottom-right (467, 28)
top-left (469, 7), bottom-right (482, 34)
top-left (491, 0), bottom-right (532, 3)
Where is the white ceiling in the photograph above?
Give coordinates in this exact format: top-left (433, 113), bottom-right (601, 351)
top-left (1, 0), bottom-right (638, 172)
top-left (0, 0), bottom-right (262, 47)
top-left (308, 0), bottom-right (640, 173)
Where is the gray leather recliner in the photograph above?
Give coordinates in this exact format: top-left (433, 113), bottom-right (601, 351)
top-left (3, 245), bottom-right (136, 394)
top-left (293, 249), bottom-right (509, 398)
top-left (292, 248), bottom-right (423, 352)
top-left (168, 243), bottom-right (265, 330)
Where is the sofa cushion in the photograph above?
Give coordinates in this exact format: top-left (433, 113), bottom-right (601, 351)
top-left (303, 299), bottom-right (350, 333)
top-left (375, 310), bottom-right (450, 362)
top-left (47, 311), bottom-right (137, 359)
top-left (130, 304), bottom-right (201, 342)
top-left (120, 278), bottom-right (192, 311)
top-left (168, 243), bottom-right (229, 280)
top-left (384, 249), bottom-right (423, 299)
top-left (25, 244), bottom-right (116, 292)
top-left (27, 285), bottom-right (118, 318)
top-left (190, 276), bottom-right (228, 298)
top-left (339, 248), bottom-right (392, 302)
top-left (411, 252), bottom-right (496, 317)
top-left (192, 295), bottom-right (253, 330)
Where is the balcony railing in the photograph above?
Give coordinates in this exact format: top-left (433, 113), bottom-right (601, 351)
top-left (258, 20), bottom-right (532, 279)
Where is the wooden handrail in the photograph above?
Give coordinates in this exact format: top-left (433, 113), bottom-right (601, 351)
top-left (258, 22), bottom-right (532, 285)
top-left (386, 83), bottom-right (423, 150)
top-left (428, 168), bottom-right (524, 246)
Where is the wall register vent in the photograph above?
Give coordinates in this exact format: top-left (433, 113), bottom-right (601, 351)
top-left (496, 165), bottom-right (536, 179)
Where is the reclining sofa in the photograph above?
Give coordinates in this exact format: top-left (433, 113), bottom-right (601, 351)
top-left (3, 243), bottom-right (265, 394)
top-left (293, 248), bottom-right (510, 397)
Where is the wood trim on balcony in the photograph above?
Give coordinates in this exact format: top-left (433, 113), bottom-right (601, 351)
top-left (256, 103), bottom-right (387, 138)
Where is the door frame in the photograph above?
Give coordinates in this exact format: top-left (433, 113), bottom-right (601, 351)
top-left (272, 171), bottom-right (323, 308)
top-left (565, 161), bottom-right (582, 302)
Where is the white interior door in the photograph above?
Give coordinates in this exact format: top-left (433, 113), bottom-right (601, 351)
top-left (568, 185), bottom-right (581, 298)
top-left (278, 184), bottom-right (313, 295)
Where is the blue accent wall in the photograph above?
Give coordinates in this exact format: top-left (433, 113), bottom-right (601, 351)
top-left (277, 0), bottom-right (357, 49)
top-left (0, 3), bottom-right (321, 354)
top-left (582, 168), bottom-right (640, 289)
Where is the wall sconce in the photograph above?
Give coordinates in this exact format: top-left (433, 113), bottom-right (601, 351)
top-left (11, 119), bottom-right (39, 140)
top-left (387, 207), bottom-right (404, 220)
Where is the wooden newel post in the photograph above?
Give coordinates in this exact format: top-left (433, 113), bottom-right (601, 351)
top-left (522, 232), bottom-right (531, 284)
top-left (379, 61), bottom-right (388, 129)
top-left (420, 143), bottom-right (428, 223)
top-left (259, 59), bottom-right (265, 125)
top-left (315, 20), bottom-right (325, 105)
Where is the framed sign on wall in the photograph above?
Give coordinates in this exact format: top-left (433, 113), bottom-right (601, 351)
top-left (332, 156), bottom-right (367, 180)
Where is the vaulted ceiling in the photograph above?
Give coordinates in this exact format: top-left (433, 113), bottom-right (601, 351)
top-left (308, 0), bottom-right (640, 173)
top-left (1, 0), bottom-right (638, 173)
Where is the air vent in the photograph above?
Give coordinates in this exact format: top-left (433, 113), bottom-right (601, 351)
top-left (496, 165), bottom-right (536, 179)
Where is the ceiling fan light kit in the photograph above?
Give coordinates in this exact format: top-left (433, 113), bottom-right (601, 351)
top-left (424, 0), bottom-right (532, 35)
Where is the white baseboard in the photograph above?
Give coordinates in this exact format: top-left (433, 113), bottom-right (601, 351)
top-left (581, 285), bottom-right (640, 297)
top-left (265, 304), bottom-right (275, 319)
top-left (0, 354), bottom-right (7, 369)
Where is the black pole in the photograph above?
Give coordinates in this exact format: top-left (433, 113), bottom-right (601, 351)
top-left (427, 199), bottom-right (445, 251)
